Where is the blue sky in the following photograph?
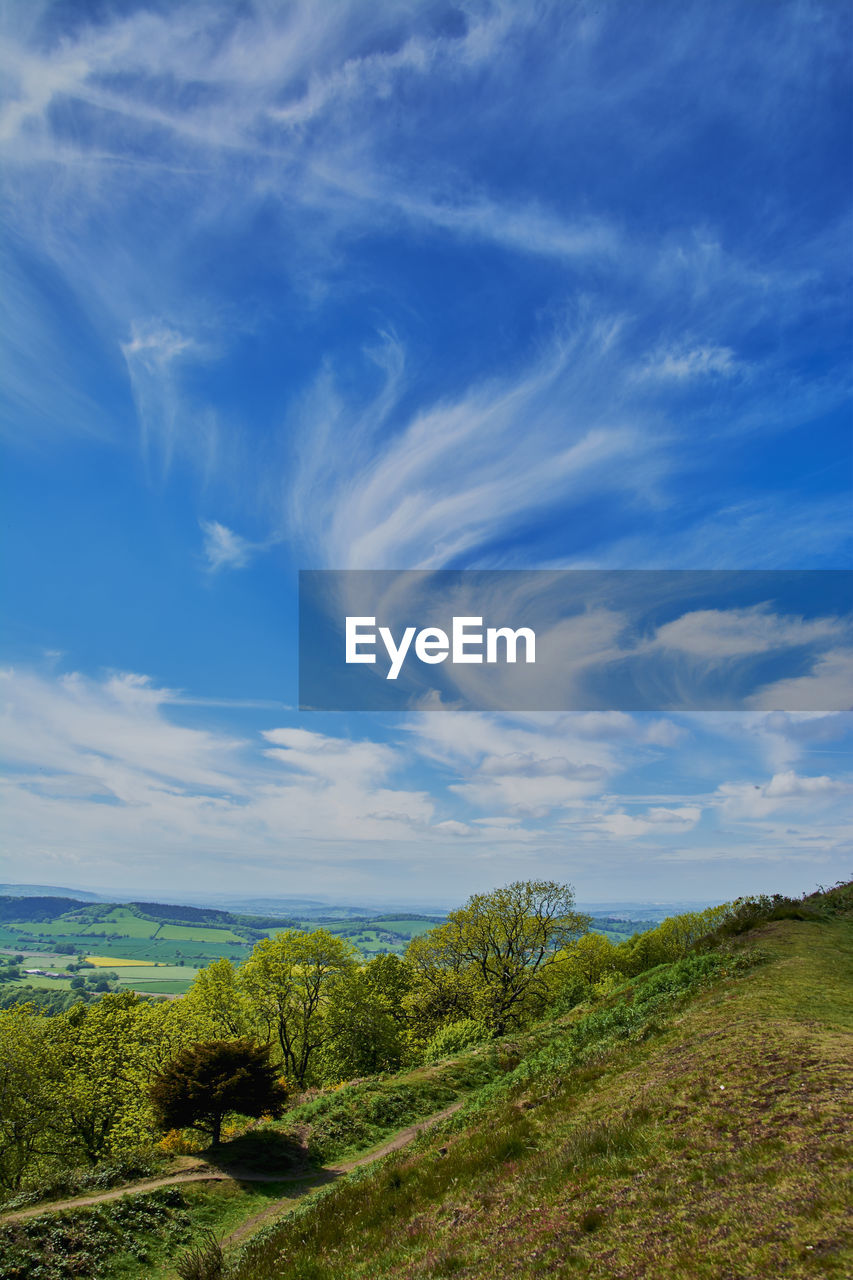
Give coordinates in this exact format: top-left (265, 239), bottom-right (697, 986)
top-left (1, 0), bottom-right (850, 906)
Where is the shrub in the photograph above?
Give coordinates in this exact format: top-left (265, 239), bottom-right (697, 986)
top-left (0, 1151), bottom-right (165, 1213)
top-left (176, 1230), bottom-right (224, 1280)
top-left (0, 1187), bottom-right (191, 1280)
top-left (423, 1019), bottom-right (489, 1063)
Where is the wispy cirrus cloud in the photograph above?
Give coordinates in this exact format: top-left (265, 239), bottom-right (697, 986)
top-left (0, 0), bottom-right (845, 586)
top-left (0, 3), bottom-right (849, 901)
top-left (200, 520), bottom-right (257, 572)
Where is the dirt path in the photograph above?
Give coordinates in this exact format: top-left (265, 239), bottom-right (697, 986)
top-left (0, 1168), bottom-right (309, 1224)
top-left (223, 1100), bottom-right (464, 1248)
top-left (0, 1100), bottom-right (464, 1234)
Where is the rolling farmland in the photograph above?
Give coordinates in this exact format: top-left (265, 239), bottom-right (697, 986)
top-left (0, 895), bottom-right (656, 1004)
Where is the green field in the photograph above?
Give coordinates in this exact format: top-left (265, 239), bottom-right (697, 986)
top-left (112, 965), bottom-right (200, 983)
top-left (370, 918), bottom-right (439, 935)
top-left (154, 923), bottom-right (245, 942)
top-left (0, 896), bottom-right (449, 985)
top-left (9, 974), bottom-right (74, 990)
top-left (15, 920), bottom-right (99, 937)
top-left (90, 909), bottom-right (161, 937)
top-left (124, 979), bottom-right (194, 994)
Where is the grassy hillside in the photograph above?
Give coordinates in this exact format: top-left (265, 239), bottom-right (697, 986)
top-left (230, 913), bottom-right (852, 1280)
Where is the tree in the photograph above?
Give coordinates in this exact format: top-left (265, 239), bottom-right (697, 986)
top-left (182, 957), bottom-right (249, 1040)
top-left (320, 965), bottom-right (402, 1079)
top-left (361, 952), bottom-right (411, 1027)
top-left (0, 1007), bottom-right (66, 1190)
top-left (241, 929), bottom-right (357, 1087)
top-left (560, 930), bottom-right (620, 984)
top-left (150, 1039), bottom-right (287, 1146)
top-left (407, 880), bottom-right (590, 1035)
top-left (54, 990), bottom-right (155, 1162)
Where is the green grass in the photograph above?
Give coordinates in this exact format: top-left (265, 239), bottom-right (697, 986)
top-left (7, 975), bottom-right (74, 990)
top-left (0, 1180), bottom-right (308, 1280)
top-left (11, 920), bottom-right (97, 937)
top-left (228, 917), bottom-right (853, 1280)
top-left (143, 1180), bottom-right (313, 1280)
top-left (0, 1187), bottom-right (193, 1280)
top-left (275, 1051), bottom-right (504, 1165)
top-left (74, 910), bottom-right (161, 938)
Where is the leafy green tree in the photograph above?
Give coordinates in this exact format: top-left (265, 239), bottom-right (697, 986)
top-left (182, 957), bottom-right (250, 1039)
top-left (560, 931), bottom-right (620, 984)
top-left (361, 953), bottom-right (411, 1026)
top-left (54, 990), bottom-right (155, 1162)
top-left (403, 933), bottom-right (480, 1054)
top-left (150, 1039), bottom-right (287, 1146)
top-left (241, 929), bottom-right (357, 1087)
top-left (319, 965), bottom-right (402, 1079)
top-left (0, 1007), bottom-right (66, 1190)
top-left (407, 880), bottom-right (590, 1035)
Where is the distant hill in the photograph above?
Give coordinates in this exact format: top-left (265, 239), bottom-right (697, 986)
top-left (0, 883), bottom-right (104, 901)
top-left (0, 895), bottom-right (437, 964)
top-left (0, 896), bottom-right (99, 923)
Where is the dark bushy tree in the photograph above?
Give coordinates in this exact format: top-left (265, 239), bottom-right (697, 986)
top-left (150, 1039), bottom-right (287, 1146)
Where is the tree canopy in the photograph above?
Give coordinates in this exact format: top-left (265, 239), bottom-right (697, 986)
top-left (407, 879), bottom-right (590, 1035)
top-left (240, 928), bottom-right (357, 1087)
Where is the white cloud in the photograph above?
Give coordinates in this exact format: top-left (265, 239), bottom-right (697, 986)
top-left (650, 605), bottom-right (842, 659)
top-left (432, 819), bottom-right (474, 836)
top-left (0, 668), bottom-right (435, 877)
top-left (200, 520), bottom-right (256, 572)
top-left (290, 318), bottom-right (662, 570)
top-left (637, 343), bottom-right (739, 381)
top-left (592, 805), bottom-right (702, 838)
top-left (407, 709), bottom-right (681, 821)
top-left (715, 769), bottom-right (850, 820)
top-left (764, 770), bottom-right (847, 799)
top-left (747, 649), bottom-right (853, 711)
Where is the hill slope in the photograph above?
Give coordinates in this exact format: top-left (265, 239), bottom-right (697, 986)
top-left (231, 916), bottom-right (852, 1280)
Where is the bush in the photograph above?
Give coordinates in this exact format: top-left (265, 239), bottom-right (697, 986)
top-left (706, 894), bottom-right (820, 941)
top-left (0, 1187), bottom-right (191, 1280)
top-left (0, 1151), bottom-right (165, 1213)
top-left (423, 1019), bottom-right (489, 1063)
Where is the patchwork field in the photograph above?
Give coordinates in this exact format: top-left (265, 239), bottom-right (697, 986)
top-left (0, 895), bottom-right (658, 1010)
